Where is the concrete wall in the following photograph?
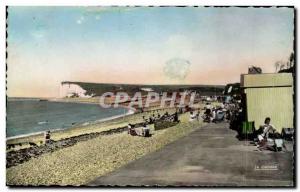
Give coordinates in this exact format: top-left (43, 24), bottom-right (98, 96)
top-left (241, 73), bottom-right (294, 133)
top-left (245, 87), bottom-right (294, 132)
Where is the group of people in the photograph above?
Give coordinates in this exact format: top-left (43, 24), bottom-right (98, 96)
top-left (128, 123), bottom-right (151, 137)
top-left (128, 111), bottom-right (180, 137)
top-left (142, 111), bottom-right (164, 124)
top-left (202, 102), bottom-right (228, 123)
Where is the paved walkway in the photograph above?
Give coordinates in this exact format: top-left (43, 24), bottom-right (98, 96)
top-left (88, 123), bottom-right (294, 187)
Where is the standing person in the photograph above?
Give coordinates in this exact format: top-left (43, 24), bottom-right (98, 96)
top-left (204, 102), bottom-right (212, 115)
top-left (173, 111), bottom-right (179, 122)
top-left (196, 109), bottom-right (200, 121)
top-left (211, 108), bottom-right (216, 122)
top-left (44, 130), bottom-right (51, 144)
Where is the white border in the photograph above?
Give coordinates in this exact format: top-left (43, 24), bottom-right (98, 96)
top-left (0, 1), bottom-right (298, 192)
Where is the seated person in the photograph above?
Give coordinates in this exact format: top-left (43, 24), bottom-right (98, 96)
top-left (142, 123), bottom-right (150, 137)
top-left (212, 109), bottom-right (225, 122)
top-left (257, 117), bottom-right (276, 146)
top-left (157, 113), bottom-right (161, 118)
top-left (164, 111), bottom-right (169, 117)
top-left (128, 123), bottom-right (138, 136)
top-left (189, 111), bottom-right (196, 121)
top-left (205, 102), bottom-right (212, 110)
top-left (148, 117), bottom-right (154, 124)
top-left (204, 107), bottom-right (211, 117)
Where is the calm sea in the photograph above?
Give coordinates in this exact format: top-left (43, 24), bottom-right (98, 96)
top-left (6, 99), bottom-right (129, 138)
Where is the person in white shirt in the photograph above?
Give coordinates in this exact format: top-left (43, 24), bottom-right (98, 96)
top-left (258, 117), bottom-right (276, 144)
top-left (205, 102), bottom-right (212, 110)
top-left (189, 111), bottom-right (195, 121)
top-left (211, 108), bottom-right (216, 122)
top-left (142, 123), bottom-right (150, 137)
top-left (220, 102), bottom-right (225, 109)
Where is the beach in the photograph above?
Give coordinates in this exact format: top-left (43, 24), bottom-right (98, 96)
top-left (6, 96), bottom-right (205, 185)
top-left (6, 110), bottom-right (203, 185)
top-left (6, 103), bottom-right (176, 147)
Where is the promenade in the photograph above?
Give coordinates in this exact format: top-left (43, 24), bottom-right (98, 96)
top-left (89, 122), bottom-right (294, 187)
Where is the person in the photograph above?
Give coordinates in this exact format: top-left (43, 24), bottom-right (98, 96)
top-left (148, 117), bottom-right (154, 124)
top-left (205, 102), bottom-right (212, 110)
top-left (204, 103), bottom-right (212, 117)
top-left (211, 108), bottom-right (216, 122)
top-left (173, 111), bottom-right (179, 122)
top-left (142, 123), bottom-right (150, 137)
top-left (189, 111), bottom-right (196, 121)
top-left (44, 130), bottom-right (51, 144)
top-left (178, 107), bottom-right (183, 114)
top-left (257, 117), bottom-right (276, 147)
top-left (220, 102), bottom-right (225, 109)
top-left (157, 113), bottom-right (161, 119)
top-left (196, 110), bottom-right (200, 121)
top-left (128, 123), bottom-right (138, 136)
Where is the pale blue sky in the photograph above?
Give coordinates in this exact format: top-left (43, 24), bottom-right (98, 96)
top-left (7, 6), bottom-right (294, 97)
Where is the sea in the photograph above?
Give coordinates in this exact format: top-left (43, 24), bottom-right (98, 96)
top-left (6, 99), bottom-right (132, 138)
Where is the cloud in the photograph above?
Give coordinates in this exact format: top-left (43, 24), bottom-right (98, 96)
top-left (163, 58), bottom-right (191, 81)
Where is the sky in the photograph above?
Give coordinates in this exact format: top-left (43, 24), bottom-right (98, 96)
top-left (7, 6), bottom-right (294, 97)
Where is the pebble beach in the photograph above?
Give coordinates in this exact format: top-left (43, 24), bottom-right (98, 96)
top-left (6, 105), bottom-right (204, 186)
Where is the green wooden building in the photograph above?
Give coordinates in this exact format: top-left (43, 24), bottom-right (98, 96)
top-left (241, 73), bottom-right (294, 133)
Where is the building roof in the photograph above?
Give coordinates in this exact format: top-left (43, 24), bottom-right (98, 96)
top-left (241, 73), bottom-right (293, 88)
